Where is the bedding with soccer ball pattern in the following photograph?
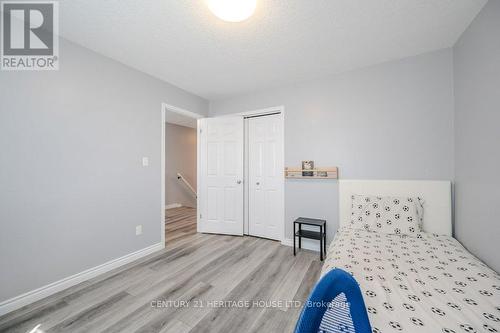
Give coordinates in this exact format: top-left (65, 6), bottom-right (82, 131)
top-left (321, 227), bottom-right (500, 333)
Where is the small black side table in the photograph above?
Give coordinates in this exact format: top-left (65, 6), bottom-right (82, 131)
top-left (293, 217), bottom-right (327, 261)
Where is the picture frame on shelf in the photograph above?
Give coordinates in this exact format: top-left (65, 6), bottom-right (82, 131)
top-left (302, 160), bottom-right (314, 176)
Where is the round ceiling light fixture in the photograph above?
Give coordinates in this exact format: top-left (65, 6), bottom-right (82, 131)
top-left (206, 0), bottom-right (257, 22)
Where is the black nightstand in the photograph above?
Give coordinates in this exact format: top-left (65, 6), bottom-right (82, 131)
top-left (293, 217), bottom-right (327, 261)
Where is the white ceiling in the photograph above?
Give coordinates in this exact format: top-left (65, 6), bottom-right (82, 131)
top-left (59, 0), bottom-right (486, 100)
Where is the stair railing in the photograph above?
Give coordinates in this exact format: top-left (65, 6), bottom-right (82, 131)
top-left (176, 173), bottom-right (197, 198)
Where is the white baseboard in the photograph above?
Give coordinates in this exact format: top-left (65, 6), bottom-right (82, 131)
top-left (0, 242), bottom-right (164, 316)
top-left (281, 238), bottom-right (320, 252)
top-left (165, 203), bottom-right (182, 210)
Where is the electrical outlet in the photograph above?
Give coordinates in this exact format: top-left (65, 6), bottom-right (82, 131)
top-left (135, 225), bottom-right (143, 235)
top-left (142, 157), bottom-right (149, 167)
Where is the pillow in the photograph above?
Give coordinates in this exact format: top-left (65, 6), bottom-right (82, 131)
top-left (350, 195), bottom-right (380, 231)
top-left (350, 195), bottom-right (423, 235)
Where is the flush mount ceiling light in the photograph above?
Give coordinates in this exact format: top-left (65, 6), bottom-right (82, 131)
top-left (206, 0), bottom-right (257, 22)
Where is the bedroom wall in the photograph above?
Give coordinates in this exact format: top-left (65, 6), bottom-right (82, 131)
top-left (165, 123), bottom-right (197, 208)
top-left (453, 0), bottom-right (500, 273)
top-left (0, 38), bottom-right (208, 303)
top-left (210, 48), bottom-right (455, 243)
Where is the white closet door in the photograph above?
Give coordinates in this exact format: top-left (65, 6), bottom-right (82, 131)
top-left (198, 117), bottom-right (244, 235)
top-left (248, 114), bottom-right (284, 241)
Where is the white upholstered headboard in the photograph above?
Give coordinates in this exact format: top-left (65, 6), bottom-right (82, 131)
top-left (339, 180), bottom-right (452, 236)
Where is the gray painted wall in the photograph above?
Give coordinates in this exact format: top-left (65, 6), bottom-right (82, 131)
top-left (0, 38), bottom-right (208, 302)
top-left (453, 0), bottom-right (500, 273)
top-left (210, 49), bottom-right (455, 243)
top-left (165, 123), bottom-right (197, 208)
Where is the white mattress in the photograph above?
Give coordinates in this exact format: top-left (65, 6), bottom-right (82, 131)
top-left (322, 227), bottom-right (500, 333)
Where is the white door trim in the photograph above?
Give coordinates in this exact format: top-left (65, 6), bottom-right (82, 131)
top-left (197, 118), bottom-right (201, 228)
top-left (161, 105), bottom-right (166, 245)
top-left (233, 105), bottom-right (285, 118)
top-left (163, 103), bottom-right (203, 120)
top-left (240, 106), bottom-right (285, 242)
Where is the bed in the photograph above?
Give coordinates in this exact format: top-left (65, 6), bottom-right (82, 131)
top-left (319, 180), bottom-right (500, 333)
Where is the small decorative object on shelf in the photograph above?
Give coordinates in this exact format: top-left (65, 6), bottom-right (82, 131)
top-left (301, 160), bottom-right (314, 176)
top-left (284, 166), bottom-right (338, 179)
top-left (317, 171), bottom-right (328, 177)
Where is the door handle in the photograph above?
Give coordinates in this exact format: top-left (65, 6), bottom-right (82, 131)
top-left (237, 180), bottom-right (242, 184)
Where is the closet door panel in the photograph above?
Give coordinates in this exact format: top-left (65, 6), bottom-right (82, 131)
top-left (248, 114), bottom-right (283, 241)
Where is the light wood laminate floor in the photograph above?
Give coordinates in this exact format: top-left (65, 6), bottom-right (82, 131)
top-left (165, 206), bottom-right (197, 247)
top-left (0, 208), bottom-right (322, 333)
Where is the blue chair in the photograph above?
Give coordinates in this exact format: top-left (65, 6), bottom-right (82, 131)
top-left (294, 268), bottom-right (372, 333)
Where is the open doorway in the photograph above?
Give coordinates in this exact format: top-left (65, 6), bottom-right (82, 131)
top-left (162, 103), bottom-right (201, 248)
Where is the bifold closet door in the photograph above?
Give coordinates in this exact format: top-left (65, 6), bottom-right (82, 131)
top-left (198, 117), bottom-right (244, 236)
top-left (248, 114), bottom-right (284, 241)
